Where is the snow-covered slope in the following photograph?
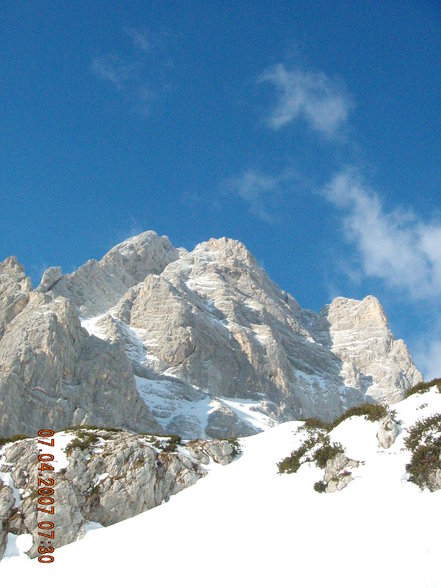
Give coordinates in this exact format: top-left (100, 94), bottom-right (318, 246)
top-left (2, 387), bottom-right (440, 587)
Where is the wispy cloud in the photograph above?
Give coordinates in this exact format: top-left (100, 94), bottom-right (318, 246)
top-left (91, 27), bottom-right (169, 115)
top-left (324, 170), bottom-right (441, 379)
top-left (324, 170), bottom-right (441, 301)
top-left (91, 55), bottom-right (138, 90)
top-left (415, 337), bottom-right (441, 381)
top-left (113, 216), bottom-right (145, 245)
top-left (125, 27), bottom-right (151, 53)
top-left (261, 63), bottom-right (352, 139)
top-left (223, 169), bottom-right (296, 223)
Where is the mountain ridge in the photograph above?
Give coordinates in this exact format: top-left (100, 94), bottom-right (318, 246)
top-left (0, 231), bottom-right (422, 438)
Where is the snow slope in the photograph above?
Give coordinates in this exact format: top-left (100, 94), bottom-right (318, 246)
top-left (2, 389), bottom-right (441, 587)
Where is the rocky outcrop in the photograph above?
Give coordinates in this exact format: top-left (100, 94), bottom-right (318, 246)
top-left (321, 296), bottom-right (421, 405)
top-left (377, 415), bottom-right (399, 449)
top-left (324, 453), bottom-right (359, 493)
top-left (0, 431), bottom-right (238, 559)
top-left (0, 481), bottom-right (16, 560)
top-left (0, 291), bottom-right (160, 437)
top-left (428, 468), bottom-right (441, 492)
top-left (186, 438), bottom-right (240, 465)
top-left (0, 257), bottom-right (32, 339)
top-left (51, 231), bottom-right (179, 317)
top-left (37, 266), bottom-right (62, 293)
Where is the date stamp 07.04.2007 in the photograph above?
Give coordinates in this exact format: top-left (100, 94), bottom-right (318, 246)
top-left (36, 429), bottom-right (56, 563)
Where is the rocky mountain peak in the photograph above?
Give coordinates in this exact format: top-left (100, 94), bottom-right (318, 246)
top-left (326, 294), bottom-right (389, 329)
top-left (50, 231), bottom-right (178, 317)
top-left (101, 230), bottom-right (178, 278)
top-left (38, 266), bottom-right (62, 292)
top-left (0, 231), bottom-right (423, 439)
top-left (0, 256), bottom-right (33, 338)
top-left (0, 256), bottom-right (31, 285)
top-left (192, 236), bottom-right (259, 267)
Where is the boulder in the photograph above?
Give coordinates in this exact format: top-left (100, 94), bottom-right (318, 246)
top-left (377, 415), bottom-right (399, 449)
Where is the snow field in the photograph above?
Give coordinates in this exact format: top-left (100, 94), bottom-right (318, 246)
top-left (2, 390), bottom-right (441, 587)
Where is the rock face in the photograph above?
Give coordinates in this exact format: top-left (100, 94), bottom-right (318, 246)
top-left (324, 453), bottom-right (359, 493)
top-left (428, 468), bottom-right (441, 492)
top-left (37, 266), bottom-right (62, 293)
top-left (51, 231), bottom-right (179, 317)
top-left (322, 296), bottom-right (418, 405)
top-left (0, 431), bottom-right (238, 559)
top-left (0, 231), bottom-right (422, 439)
top-left (0, 481), bottom-right (15, 560)
top-left (0, 257), bottom-right (32, 339)
top-left (0, 291), bottom-right (160, 438)
top-left (377, 415), bottom-right (399, 449)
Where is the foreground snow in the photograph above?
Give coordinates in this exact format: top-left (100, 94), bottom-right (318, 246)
top-left (2, 390), bottom-right (441, 587)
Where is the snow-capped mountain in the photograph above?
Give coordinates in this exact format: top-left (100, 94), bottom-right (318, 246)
top-left (0, 231), bottom-right (421, 438)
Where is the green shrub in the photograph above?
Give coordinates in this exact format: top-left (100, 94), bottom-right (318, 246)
top-left (0, 434), bottom-right (28, 447)
top-left (277, 433), bottom-right (324, 474)
top-left (313, 480), bottom-right (328, 493)
top-left (404, 378), bottom-right (441, 399)
top-left (405, 413), bottom-right (441, 491)
top-left (313, 441), bottom-right (344, 469)
top-left (145, 433), bottom-right (182, 452)
top-left (278, 427), bottom-right (348, 475)
top-left (66, 431), bottom-right (100, 454)
top-left (332, 403), bottom-right (388, 428)
top-left (226, 437), bottom-right (241, 458)
top-left (65, 425), bottom-right (122, 433)
top-left (302, 418), bottom-right (332, 432)
top-left (299, 403), bottom-right (389, 437)
top-left (405, 414), bottom-right (441, 451)
top-left (162, 434), bottom-right (182, 452)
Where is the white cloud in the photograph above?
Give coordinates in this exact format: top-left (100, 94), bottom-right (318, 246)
top-left (324, 170), bottom-right (441, 301)
top-left (261, 63), bottom-right (352, 138)
top-left (225, 169), bottom-right (294, 223)
top-left (414, 337), bottom-right (441, 380)
top-left (91, 29), bottom-right (170, 115)
top-left (92, 54), bottom-right (153, 114)
top-left (125, 28), bottom-right (151, 53)
top-left (91, 55), bottom-right (137, 90)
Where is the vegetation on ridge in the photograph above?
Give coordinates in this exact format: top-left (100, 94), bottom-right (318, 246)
top-left (404, 378), bottom-right (441, 399)
top-left (277, 430), bottom-right (344, 475)
top-left (405, 413), bottom-right (441, 491)
top-left (0, 434), bottom-right (28, 447)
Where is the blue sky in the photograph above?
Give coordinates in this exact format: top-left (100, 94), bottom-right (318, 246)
top-left (1, 1), bottom-right (441, 378)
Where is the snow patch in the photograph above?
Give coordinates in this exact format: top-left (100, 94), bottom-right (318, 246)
top-left (2, 534), bottom-right (32, 559)
top-left (219, 397), bottom-right (276, 432)
top-left (80, 314), bottom-right (107, 339)
top-left (0, 472), bottom-right (21, 508)
top-left (50, 432), bottom-right (76, 473)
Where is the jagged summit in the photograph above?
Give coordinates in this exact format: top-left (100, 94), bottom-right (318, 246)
top-left (0, 256), bottom-right (33, 338)
top-left (0, 231), bottom-right (422, 438)
top-left (49, 230), bottom-right (179, 317)
top-left (194, 236), bottom-right (258, 259)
